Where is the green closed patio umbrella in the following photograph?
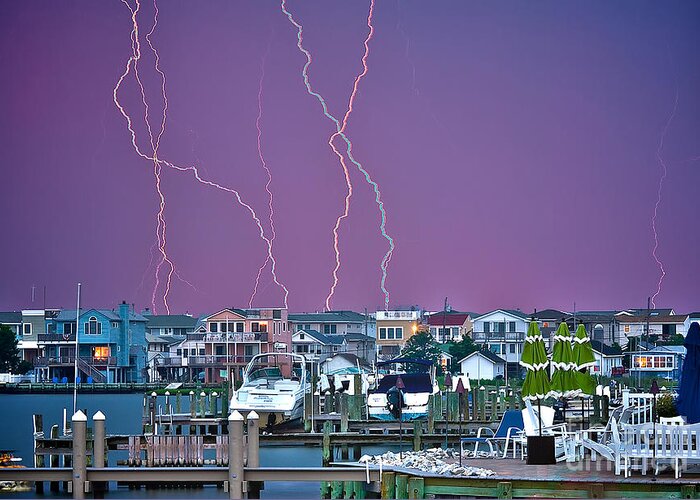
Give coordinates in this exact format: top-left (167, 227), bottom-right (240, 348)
top-left (549, 323), bottom-right (579, 399)
top-left (520, 321), bottom-right (551, 435)
top-left (572, 324), bottom-right (596, 396)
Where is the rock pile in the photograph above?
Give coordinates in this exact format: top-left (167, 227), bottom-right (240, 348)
top-left (359, 448), bottom-right (495, 477)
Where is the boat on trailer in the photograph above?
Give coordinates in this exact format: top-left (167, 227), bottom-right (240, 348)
top-left (229, 352), bottom-right (309, 427)
top-left (367, 357), bottom-right (439, 421)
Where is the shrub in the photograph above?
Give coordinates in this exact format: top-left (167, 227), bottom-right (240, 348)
top-left (656, 393), bottom-right (678, 418)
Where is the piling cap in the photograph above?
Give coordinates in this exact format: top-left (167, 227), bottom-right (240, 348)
top-left (93, 411), bottom-right (105, 421)
top-left (229, 410), bottom-right (244, 421)
top-left (72, 410), bottom-right (87, 422)
top-left (247, 410), bottom-right (259, 420)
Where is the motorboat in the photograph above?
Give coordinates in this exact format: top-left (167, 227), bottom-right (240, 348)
top-left (367, 357), bottom-right (439, 421)
top-left (230, 352), bottom-right (309, 427)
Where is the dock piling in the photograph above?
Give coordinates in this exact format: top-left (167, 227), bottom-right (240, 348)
top-left (93, 411), bottom-right (106, 499)
top-left (228, 410), bottom-right (244, 499)
top-left (247, 411), bottom-right (262, 499)
top-left (72, 410), bottom-right (87, 499)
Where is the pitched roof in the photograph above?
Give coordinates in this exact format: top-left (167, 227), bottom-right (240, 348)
top-left (616, 314), bottom-right (688, 324)
top-left (294, 329), bottom-right (343, 345)
top-left (55, 309), bottom-right (147, 322)
top-left (343, 333), bottom-right (375, 342)
top-left (590, 340), bottom-right (623, 357)
top-left (474, 309), bottom-right (529, 320)
top-left (0, 312), bottom-right (22, 324)
top-left (531, 309), bottom-right (569, 320)
top-left (288, 310), bottom-right (368, 323)
top-left (320, 352), bottom-right (371, 369)
top-left (145, 314), bottom-right (198, 329)
top-left (623, 308), bottom-right (675, 317)
top-left (459, 349), bottom-right (506, 365)
top-left (427, 312), bottom-right (471, 327)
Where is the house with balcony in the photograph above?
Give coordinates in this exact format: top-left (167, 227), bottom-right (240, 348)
top-left (160, 307), bottom-right (290, 384)
top-left (616, 313), bottom-right (690, 348)
top-left (471, 309), bottom-right (529, 377)
top-left (0, 310), bottom-right (56, 364)
top-left (36, 301), bottom-right (148, 383)
top-left (288, 310), bottom-right (374, 337)
top-left (589, 340), bottom-right (624, 377)
top-left (375, 309), bottom-right (422, 360)
top-left (427, 311), bottom-right (476, 343)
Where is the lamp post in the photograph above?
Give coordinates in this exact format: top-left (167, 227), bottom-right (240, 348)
top-left (396, 375), bottom-right (405, 460)
top-left (444, 372), bottom-right (452, 450)
top-left (456, 379), bottom-right (465, 466)
top-left (650, 379), bottom-right (660, 465)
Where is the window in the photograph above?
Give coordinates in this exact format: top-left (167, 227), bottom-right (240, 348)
top-left (23, 323), bottom-right (32, 335)
top-left (484, 322), bottom-right (490, 333)
top-left (176, 349), bottom-right (182, 356)
top-left (273, 309), bottom-right (282, 319)
top-left (112, 322), bottom-right (119, 329)
top-left (64, 322), bottom-right (75, 335)
top-left (509, 344), bottom-right (516, 353)
top-left (305, 324), bottom-right (311, 330)
top-left (396, 327), bottom-right (403, 339)
top-left (299, 333), bottom-right (305, 340)
top-left (182, 349), bottom-right (188, 358)
top-left (333, 346), bottom-right (338, 352)
top-left (47, 323), bottom-right (56, 334)
top-left (324, 324), bottom-right (337, 335)
top-left (379, 328), bottom-right (387, 340)
top-left (251, 322), bottom-right (260, 332)
top-left (236, 322), bottom-right (244, 333)
top-left (283, 322), bottom-right (287, 332)
top-left (190, 348), bottom-right (196, 356)
top-left (215, 345), bottom-right (225, 355)
top-left (667, 356), bottom-right (674, 368)
top-left (220, 322), bottom-right (228, 332)
top-left (509, 322), bottom-right (516, 333)
top-left (297, 324), bottom-right (304, 331)
top-left (210, 322), bottom-right (218, 333)
top-left (85, 317), bottom-right (101, 335)
top-left (199, 348), bottom-right (205, 356)
top-left (387, 327), bottom-right (395, 339)
top-left (245, 345), bottom-right (254, 357)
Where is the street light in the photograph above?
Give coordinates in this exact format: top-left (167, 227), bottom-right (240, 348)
top-left (444, 372), bottom-right (452, 450)
top-left (456, 379), bottom-right (466, 466)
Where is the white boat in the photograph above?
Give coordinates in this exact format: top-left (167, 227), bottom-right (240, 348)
top-left (230, 352), bottom-right (309, 427)
top-left (367, 358), bottom-right (439, 421)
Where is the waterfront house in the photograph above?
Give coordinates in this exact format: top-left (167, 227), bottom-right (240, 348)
top-left (471, 309), bottom-right (529, 377)
top-left (36, 301), bottom-right (148, 383)
top-left (616, 313), bottom-right (690, 348)
top-left (288, 310), bottom-right (374, 337)
top-left (427, 310), bottom-right (475, 343)
top-left (590, 340), bottom-right (624, 377)
top-left (564, 311), bottom-right (619, 345)
top-left (532, 309), bottom-right (569, 349)
top-left (160, 307), bottom-right (291, 384)
top-left (292, 329), bottom-right (343, 367)
top-left (146, 333), bottom-right (185, 382)
top-left (458, 350), bottom-right (506, 381)
top-left (628, 344), bottom-right (685, 381)
top-left (375, 309), bottom-right (422, 360)
top-left (145, 313), bottom-right (198, 336)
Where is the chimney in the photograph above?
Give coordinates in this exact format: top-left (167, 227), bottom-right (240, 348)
top-left (119, 301), bottom-right (129, 321)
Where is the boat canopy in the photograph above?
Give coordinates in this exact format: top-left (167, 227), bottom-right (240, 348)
top-left (376, 373), bottom-right (433, 393)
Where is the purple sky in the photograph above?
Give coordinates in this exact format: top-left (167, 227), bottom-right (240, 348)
top-left (1, 1), bottom-right (699, 315)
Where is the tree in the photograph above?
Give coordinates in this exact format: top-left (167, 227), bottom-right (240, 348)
top-left (448, 336), bottom-right (478, 373)
top-left (400, 332), bottom-right (442, 372)
top-left (0, 325), bottom-right (21, 373)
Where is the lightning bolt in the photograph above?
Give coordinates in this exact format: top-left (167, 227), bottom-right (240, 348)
top-left (114, 0), bottom-right (289, 311)
top-left (281, 0), bottom-right (395, 311)
top-left (248, 39), bottom-right (278, 307)
top-left (650, 85), bottom-right (679, 309)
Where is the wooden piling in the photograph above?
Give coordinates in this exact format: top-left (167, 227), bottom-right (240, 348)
top-left (413, 421), bottom-right (422, 451)
top-left (427, 395), bottom-right (435, 434)
top-left (72, 410), bottom-right (87, 499)
top-left (322, 421), bottom-right (332, 467)
top-left (407, 477), bottom-right (425, 499)
top-left (93, 411), bottom-right (106, 499)
top-left (340, 394), bottom-right (349, 433)
top-left (247, 411), bottom-right (262, 499)
top-left (304, 391), bottom-right (313, 432)
top-left (228, 411), bottom-right (244, 499)
top-left (395, 474), bottom-right (409, 499)
top-left (381, 472), bottom-right (395, 499)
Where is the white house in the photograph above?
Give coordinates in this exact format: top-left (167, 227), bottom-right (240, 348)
top-left (471, 309), bottom-right (529, 373)
top-left (458, 350), bottom-right (506, 380)
top-left (616, 314), bottom-right (690, 348)
top-left (590, 340), bottom-right (624, 377)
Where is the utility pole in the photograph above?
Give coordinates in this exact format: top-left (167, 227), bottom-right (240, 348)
top-left (442, 297), bottom-right (448, 343)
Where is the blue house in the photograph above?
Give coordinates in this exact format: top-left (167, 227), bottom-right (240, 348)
top-left (37, 301), bottom-right (148, 383)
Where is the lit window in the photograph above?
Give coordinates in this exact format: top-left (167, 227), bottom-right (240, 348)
top-left (94, 346), bottom-right (109, 359)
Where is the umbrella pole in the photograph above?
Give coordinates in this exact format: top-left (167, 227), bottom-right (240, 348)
top-left (537, 398), bottom-right (542, 436)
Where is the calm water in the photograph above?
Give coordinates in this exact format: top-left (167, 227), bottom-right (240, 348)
top-left (0, 393), bottom-right (394, 499)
